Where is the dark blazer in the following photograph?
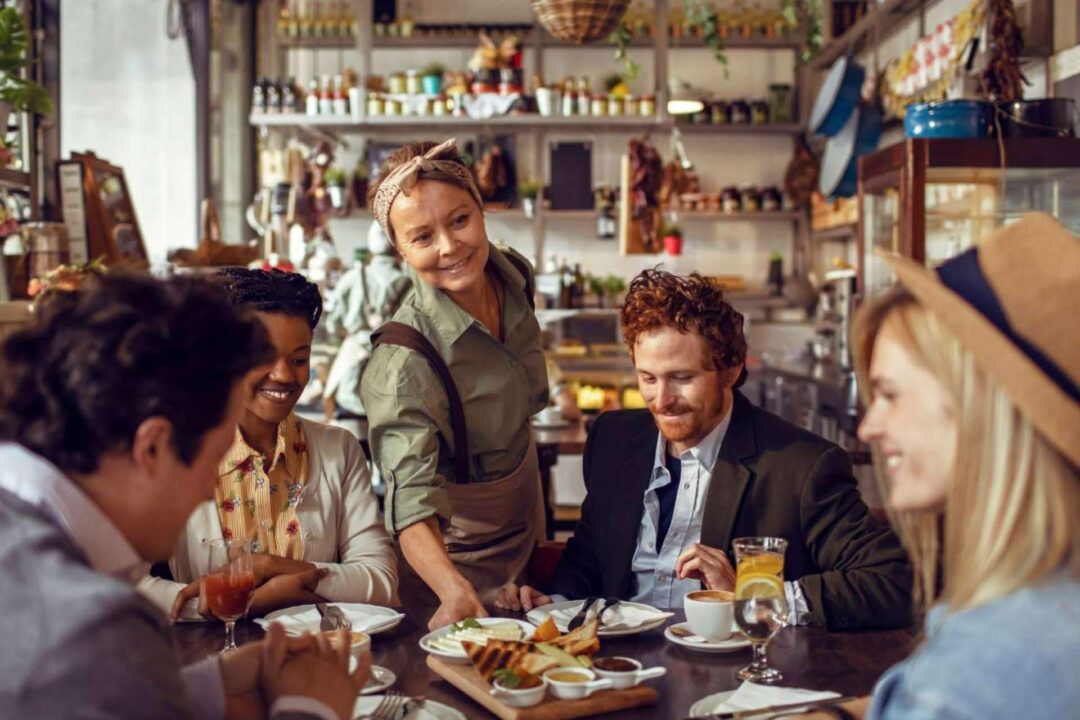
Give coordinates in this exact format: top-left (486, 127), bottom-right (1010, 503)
top-left (545, 392), bottom-right (912, 630)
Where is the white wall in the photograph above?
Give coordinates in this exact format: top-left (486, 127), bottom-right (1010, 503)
top-left (61, 0), bottom-right (197, 262)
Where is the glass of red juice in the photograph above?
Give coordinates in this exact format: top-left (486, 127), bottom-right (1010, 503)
top-left (206, 538), bottom-right (255, 656)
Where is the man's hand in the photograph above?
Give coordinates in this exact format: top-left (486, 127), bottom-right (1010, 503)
top-left (261, 625), bottom-right (369, 720)
top-left (493, 583), bottom-right (551, 612)
top-left (428, 582), bottom-right (489, 631)
top-left (675, 543), bottom-right (736, 591)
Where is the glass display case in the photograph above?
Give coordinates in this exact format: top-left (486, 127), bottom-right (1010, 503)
top-left (856, 138), bottom-right (1080, 297)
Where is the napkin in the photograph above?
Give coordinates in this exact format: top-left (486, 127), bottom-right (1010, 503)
top-left (255, 603), bottom-right (404, 636)
top-left (531, 600), bottom-right (674, 632)
top-left (710, 681), bottom-right (841, 714)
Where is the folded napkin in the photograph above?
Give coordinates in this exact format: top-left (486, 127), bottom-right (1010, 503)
top-left (710, 681), bottom-right (841, 714)
top-left (256, 603), bottom-right (404, 636)
top-left (530, 600), bottom-right (674, 632)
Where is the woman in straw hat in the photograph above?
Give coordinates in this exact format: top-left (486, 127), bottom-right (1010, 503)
top-left (796, 213), bottom-right (1079, 719)
top-left (360, 139), bottom-right (549, 630)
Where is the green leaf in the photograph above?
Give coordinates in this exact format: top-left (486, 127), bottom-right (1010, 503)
top-left (493, 669), bottom-right (521, 689)
top-left (0, 8), bottom-right (29, 58)
top-left (462, 617), bottom-right (482, 629)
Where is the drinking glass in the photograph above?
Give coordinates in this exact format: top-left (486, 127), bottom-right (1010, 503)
top-left (205, 538), bottom-right (255, 657)
top-left (733, 536), bottom-right (788, 683)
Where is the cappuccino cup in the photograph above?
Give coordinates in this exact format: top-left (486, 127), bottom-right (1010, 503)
top-left (683, 589), bottom-right (735, 640)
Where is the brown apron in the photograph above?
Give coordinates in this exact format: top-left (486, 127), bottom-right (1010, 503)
top-left (372, 261), bottom-right (542, 603)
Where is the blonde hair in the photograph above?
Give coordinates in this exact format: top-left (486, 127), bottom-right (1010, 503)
top-left (853, 286), bottom-right (1080, 615)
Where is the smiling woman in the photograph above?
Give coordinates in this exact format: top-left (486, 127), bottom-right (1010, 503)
top-left (361, 139), bottom-right (550, 631)
top-left (138, 268), bottom-right (398, 621)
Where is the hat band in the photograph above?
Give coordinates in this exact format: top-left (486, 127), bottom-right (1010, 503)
top-left (937, 249), bottom-right (1079, 404)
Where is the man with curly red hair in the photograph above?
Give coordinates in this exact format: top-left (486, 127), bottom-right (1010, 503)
top-left (497, 270), bottom-right (912, 631)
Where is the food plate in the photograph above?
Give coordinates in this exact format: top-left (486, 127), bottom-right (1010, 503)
top-left (353, 695), bottom-right (465, 720)
top-left (688, 689), bottom-right (736, 717)
top-left (359, 665), bottom-right (396, 696)
top-left (258, 603), bottom-right (404, 636)
top-left (419, 617), bottom-right (536, 664)
top-left (664, 622), bottom-right (751, 653)
top-left (527, 600), bottom-right (672, 637)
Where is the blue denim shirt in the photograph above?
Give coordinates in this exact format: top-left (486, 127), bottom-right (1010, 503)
top-left (868, 574), bottom-right (1080, 719)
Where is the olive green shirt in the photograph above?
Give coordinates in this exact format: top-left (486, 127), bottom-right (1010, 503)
top-left (361, 245), bottom-right (549, 535)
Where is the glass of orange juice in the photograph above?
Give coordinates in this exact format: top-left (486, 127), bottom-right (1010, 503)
top-left (733, 537), bottom-right (788, 683)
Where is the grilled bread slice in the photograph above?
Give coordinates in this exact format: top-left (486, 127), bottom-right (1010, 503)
top-left (462, 639), bottom-right (533, 683)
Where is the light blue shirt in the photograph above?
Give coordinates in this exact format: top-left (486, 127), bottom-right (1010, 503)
top-left (868, 575), bottom-right (1080, 720)
top-left (628, 411), bottom-right (811, 622)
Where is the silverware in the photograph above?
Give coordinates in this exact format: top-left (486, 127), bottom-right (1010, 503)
top-left (701, 695), bottom-right (859, 719)
top-left (315, 603), bottom-right (352, 632)
top-left (567, 596), bottom-right (599, 631)
top-left (364, 691), bottom-right (409, 720)
top-left (315, 603), bottom-right (334, 632)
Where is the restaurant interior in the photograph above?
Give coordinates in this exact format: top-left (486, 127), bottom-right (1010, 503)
top-left (0, 0), bottom-right (1077, 718)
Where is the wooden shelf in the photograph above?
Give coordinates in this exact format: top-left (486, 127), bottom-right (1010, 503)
top-left (277, 36), bottom-right (356, 49)
top-left (675, 122), bottom-right (804, 135)
top-left (0, 168), bottom-right (31, 189)
top-left (674, 211), bottom-right (804, 221)
top-left (372, 31), bottom-right (803, 51)
top-left (812, 223), bottom-right (857, 240)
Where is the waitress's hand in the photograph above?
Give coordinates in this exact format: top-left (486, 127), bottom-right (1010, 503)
top-left (493, 583), bottom-right (551, 613)
top-left (429, 582), bottom-right (489, 631)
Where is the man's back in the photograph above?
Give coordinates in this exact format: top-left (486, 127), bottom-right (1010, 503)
top-left (0, 487), bottom-right (196, 719)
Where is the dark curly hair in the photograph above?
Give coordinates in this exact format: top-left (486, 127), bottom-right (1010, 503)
top-left (366, 141), bottom-right (479, 244)
top-left (0, 273), bottom-right (272, 475)
top-left (216, 268), bottom-right (323, 329)
top-left (620, 269), bottom-right (748, 387)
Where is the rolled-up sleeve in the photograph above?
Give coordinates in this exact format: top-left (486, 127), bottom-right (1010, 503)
top-left (361, 345), bottom-right (454, 536)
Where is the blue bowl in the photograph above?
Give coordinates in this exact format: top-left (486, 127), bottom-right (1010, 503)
top-left (904, 100), bottom-right (992, 138)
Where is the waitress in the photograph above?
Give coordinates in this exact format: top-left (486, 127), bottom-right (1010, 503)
top-left (361, 139), bottom-right (549, 630)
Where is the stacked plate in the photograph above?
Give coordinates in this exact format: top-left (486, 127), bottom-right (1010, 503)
top-left (810, 56), bottom-right (882, 199)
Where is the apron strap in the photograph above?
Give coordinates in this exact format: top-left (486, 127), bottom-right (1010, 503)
top-left (371, 321), bottom-right (471, 484)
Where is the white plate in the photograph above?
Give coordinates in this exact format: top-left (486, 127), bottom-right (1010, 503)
top-left (358, 665), bottom-right (396, 696)
top-left (258, 603), bottom-right (405, 636)
top-left (664, 622), bottom-right (751, 653)
top-left (688, 689), bottom-right (736, 717)
top-left (353, 695), bottom-right (465, 720)
top-left (531, 418), bottom-right (571, 429)
top-left (418, 617), bottom-right (536, 664)
top-left (527, 600), bottom-right (671, 637)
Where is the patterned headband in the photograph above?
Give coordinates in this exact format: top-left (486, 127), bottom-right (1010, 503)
top-left (371, 138), bottom-right (484, 238)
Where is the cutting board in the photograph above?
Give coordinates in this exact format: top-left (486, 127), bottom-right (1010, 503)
top-left (427, 656), bottom-right (658, 720)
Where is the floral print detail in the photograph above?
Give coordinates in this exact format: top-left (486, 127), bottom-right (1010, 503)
top-left (214, 413), bottom-right (308, 559)
top-left (221, 527), bottom-right (233, 540)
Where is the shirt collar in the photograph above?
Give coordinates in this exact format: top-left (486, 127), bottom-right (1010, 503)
top-left (405, 242), bottom-right (527, 346)
top-left (0, 443), bottom-right (142, 578)
top-left (651, 400), bottom-right (734, 480)
top-left (224, 413), bottom-right (303, 477)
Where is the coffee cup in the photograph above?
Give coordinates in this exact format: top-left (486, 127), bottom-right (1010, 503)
top-left (683, 589), bottom-right (735, 641)
top-left (535, 406), bottom-right (563, 425)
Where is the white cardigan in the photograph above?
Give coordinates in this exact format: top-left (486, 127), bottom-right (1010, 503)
top-left (139, 419), bottom-right (398, 620)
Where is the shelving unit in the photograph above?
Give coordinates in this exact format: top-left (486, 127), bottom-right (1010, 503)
top-left (255, 0), bottom-right (809, 268)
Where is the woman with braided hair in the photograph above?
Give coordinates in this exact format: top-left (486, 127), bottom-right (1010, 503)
top-left (360, 139), bottom-right (549, 630)
top-left (139, 268), bottom-right (398, 620)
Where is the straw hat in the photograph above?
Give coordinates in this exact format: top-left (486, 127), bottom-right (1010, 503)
top-left (882, 212), bottom-right (1080, 467)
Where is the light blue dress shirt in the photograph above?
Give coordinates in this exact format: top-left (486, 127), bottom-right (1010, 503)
top-left (628, 410), bottom-right (811, 623)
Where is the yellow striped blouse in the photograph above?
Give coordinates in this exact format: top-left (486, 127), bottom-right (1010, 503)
top-left (214, 414), bottom-right (308, 559)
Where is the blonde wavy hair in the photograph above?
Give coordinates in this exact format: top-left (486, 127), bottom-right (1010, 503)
top-left (853, 286), bottom-right (1080, 615)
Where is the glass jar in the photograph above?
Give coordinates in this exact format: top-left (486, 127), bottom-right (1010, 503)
top-left (639, 94), bottom-right (656, 116)
top-left (741, 185), bottom-right (760, 211)
top-left (624, 95), bottom-right (639, 116)
top-left (761, 186), bottom-right (781, 211)
top-left (405, 70), bottom-right (421, 95)
top-left (768, 84), bottom-right (792, 123)
top-left (711, 100), bottom-right (729, 124)
top-left (751, 99), bottom-right (770, 125)
top-left (721, 186), bottom-right (742, 213)
top-left (432, 94), bottom-right (448, 116)
top-left (385, 98), bottom-right (403, 116)
top-left (607, 95), bottom-right (624, 116)
top-left (367, 94), bottom-right (385, 116)
top-left (417, 96), bottom-right (433, 115)
top-left (591, 97), bottom-right (607, 117)
top-left (729, 99), bottom-right (750, 124)
top-left (388, 72), bottom-right (407, 95)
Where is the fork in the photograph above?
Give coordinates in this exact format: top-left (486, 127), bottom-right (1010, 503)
top-left (359, 691), bottom-right (408, 720)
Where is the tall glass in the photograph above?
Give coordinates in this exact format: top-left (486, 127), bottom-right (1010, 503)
top-left (205, 539), bottom-right (255, 656)
top-left (733, 536), bottom-right (788, 684)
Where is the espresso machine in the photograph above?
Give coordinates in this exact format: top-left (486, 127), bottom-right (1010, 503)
top-left (815, 268), bottom-right (858, 369)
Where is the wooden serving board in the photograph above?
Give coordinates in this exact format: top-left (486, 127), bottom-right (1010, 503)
top-left (427, 657), bottom-right (658, 720)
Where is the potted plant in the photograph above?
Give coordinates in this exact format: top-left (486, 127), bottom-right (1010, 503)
top-left (602, 274), bottom-right (626, 306)
top-left (661, 222), bottom-right (683, 255)
top-left (0, 7), bottom-right (53, 131)
top-left (421, 62), bottom-right (445, 95)
top-left (518, 179), bottom-right (541, 218)
top-left (325, 167), bottom-right (347, 209)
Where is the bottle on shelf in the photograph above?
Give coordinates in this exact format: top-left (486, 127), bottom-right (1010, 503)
top-left (561, 79), bottom-right (576, 117)
top-left (559, 257), bottom-right (574, 308)
top-left (318, 76), bottom-right (334, 115)
top-left (252, 78), bottom-right (266, 114)
top-left (306, 79), bottom-right (320, 116)
top-left (576, 77), bottom-right (591, 117)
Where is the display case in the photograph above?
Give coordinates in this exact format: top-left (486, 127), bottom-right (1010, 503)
top-left (856, 138), bottom-right (1080, 296)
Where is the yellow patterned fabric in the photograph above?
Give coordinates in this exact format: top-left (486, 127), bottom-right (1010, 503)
top-left (215, 414), bottom-right (309, 559)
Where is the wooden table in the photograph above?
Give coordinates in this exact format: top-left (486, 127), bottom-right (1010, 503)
top-left (170, 595), bottom-right (915, 719)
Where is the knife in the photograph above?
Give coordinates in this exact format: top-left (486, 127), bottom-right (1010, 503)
top-left (566, 597), bottom-right (599, 631)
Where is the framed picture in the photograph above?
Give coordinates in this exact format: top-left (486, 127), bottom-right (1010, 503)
top-left (66, 152), bottom-right (148, 268)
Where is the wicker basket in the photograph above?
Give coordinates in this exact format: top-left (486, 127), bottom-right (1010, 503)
top-left (531, 0), bottom-right (631, 44)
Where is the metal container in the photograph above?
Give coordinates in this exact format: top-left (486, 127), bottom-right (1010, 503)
top-left (24, 222), bottom-right (69, 279)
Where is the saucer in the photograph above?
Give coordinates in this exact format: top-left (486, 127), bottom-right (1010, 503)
top-left (359, 665), bottom-right (396, 696)
top-left (664, 622), bottom-right (751, 653)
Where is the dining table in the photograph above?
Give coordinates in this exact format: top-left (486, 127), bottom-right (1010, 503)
top-left (170, 592), bottom-right (917, 719)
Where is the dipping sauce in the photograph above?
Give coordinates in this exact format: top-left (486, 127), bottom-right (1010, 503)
top-left (547, 671), bottom-right (590, 683)
top-left (594, 657), bottom-right (638, 673)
